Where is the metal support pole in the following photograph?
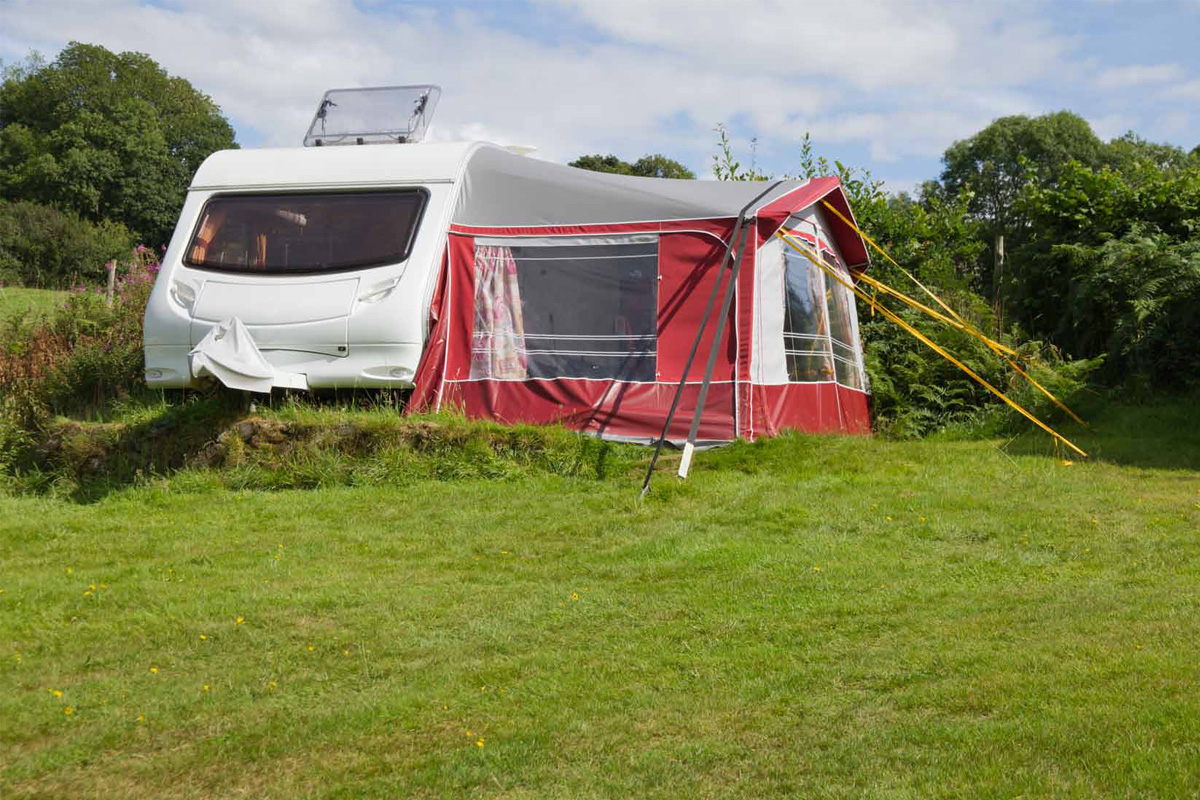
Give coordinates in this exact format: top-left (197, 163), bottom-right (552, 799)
top-left (639, 181), bottom-right (782, 498)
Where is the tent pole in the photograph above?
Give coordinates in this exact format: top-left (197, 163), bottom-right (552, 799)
top-left (640, 181), bottom-right (782, 498)
top-left (678, 223), bottom-right (752, 478)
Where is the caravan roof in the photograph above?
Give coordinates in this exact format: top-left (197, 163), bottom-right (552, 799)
top-left (188, 142), bottom-right (869, 267)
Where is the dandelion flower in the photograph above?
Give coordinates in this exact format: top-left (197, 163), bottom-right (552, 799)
top-left (65, 567), bottom-right (72, 575)
top-left (268, 680), bottom-right (277, 691)
top-left (50, 689), bottom-right (63, 698)
top-left (307, 645), bottom-right (314, 652)
top-left (83, 590), bottom-right (93, 597)
top-left (920, 516), bottom-right (927, 523)
top-left (466, 730), bottom-right (473, 736)
top-left (199, 634), bottom-right (208, 641)
top-left (344, 649), bottom-right (351, 657)
top-left (1059, 460), bottom-right (1074, 467)
top-left (886, 516), bottom-right (893, 522)
top-left (89, 584), bottom-right (96, 591)
top-left (138, 714), bottom-right (145, 723)
top-left (64, 706), bottom-right (74, 716)
top-left (476, 739), bottom-right (485, 747)
top-left (150, 666), bottom-right (159, 675)
top-left (812, 566), bottom-right (821, 572)
top-left (571, 593), bottom-right (580, 601)
top-left (236, 617), bottom-right (244, 625)
top-left (203, 684), bottom-right (210, 692)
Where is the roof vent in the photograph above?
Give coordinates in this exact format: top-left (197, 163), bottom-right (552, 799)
top-left (303, 85), bottom-right (441, 147)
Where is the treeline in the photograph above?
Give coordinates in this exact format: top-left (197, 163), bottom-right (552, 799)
top-left (0, 42), bottom-right (237, 287)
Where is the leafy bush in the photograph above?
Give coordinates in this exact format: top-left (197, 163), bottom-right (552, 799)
top-left (0, 246), bottom-right (156, 433)
top-left (0, 198), bottom-right (135, 288)
top-left (1014, 160), bottom-right (1200, 390)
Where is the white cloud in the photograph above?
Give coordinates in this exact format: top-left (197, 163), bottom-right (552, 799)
top-left (1160, 79), bottom-right (1200, 101)
top-left (1095, 63), bottom-right (1184, 89)
top-left (1089, 113), bottom-right (1136, 140)
top-left (0, 0), bottom-right (1193, 185)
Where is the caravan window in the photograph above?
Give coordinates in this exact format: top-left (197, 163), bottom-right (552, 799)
top-left (184, 191), bottom-right (427, 274)
top-left (469, 236), bottom-right (658, 382)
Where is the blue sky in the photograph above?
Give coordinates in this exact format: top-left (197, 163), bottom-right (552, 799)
top-left (2, 0), bottom-right (1198, 192)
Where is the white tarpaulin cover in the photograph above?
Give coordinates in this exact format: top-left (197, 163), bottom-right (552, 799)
top-left (189, 317), bottom-right (275, 393)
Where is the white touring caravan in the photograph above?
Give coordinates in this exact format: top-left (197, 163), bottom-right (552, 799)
top-left (145, 85), bottom-right (465, 392)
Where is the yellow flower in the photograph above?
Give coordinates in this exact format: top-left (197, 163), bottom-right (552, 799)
top-left (65, 567), bottom-right (72, 575)
top-left (83, 590), bottom-right (93, 596)
top-left (476, 739), bottom-right (485, 747)
top-left (100, 584), bottom-right (107, 590)
top-left (199, 634), bottom-right (208, 641)
top-left (138, 714), bottom-right (145, 723)
top-left (88, 583), bottom-right (96, 591)
top-left (343, 649), bottom-right (351, 657)
top-left (150, 666), bottom-right (159, 675)
top-left (886, 516), bottom-right (893, 522)
top-left (50, 689), bottom-right (63, 698)
top-left (1059, 459), bottom-right (1074, 466)
top-left (466, 730), bottom-right (473, 736)
top-left (920, 516), bottom-right (927, 523)
top-left (812, 566), bottom-right (821, 572)
top-left (63, 706), bottom-right (74, 716)
top-left (268, 680), bottom-right (277, 691)
top-left (307, 644), bottom-right (314, 652)
top-left (203, 684), bottom-right (210, 692)
top-left (235, 617), bottom-right (244, 625)
top-left (571, 592), bottom-right (580, 601)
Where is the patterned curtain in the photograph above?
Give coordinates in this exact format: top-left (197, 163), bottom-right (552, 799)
top-left (188, 208), bottom-right (228, 263)
top-left (470, 245), bottom-right (528, 380)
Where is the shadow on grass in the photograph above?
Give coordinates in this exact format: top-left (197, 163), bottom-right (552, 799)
top-left (1002, 396), bottom-right (1200, 472)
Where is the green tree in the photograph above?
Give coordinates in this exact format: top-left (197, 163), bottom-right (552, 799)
top-left (937, 111), bottom-right (1106, 310)
top-left (570, 152), bottom-right (695, 179)
top-left (0, 42), bottom-right (237, 246)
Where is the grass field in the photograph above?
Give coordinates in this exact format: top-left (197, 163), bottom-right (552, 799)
top-left (2, 404), bottom-right (1198, 798)
top-left (0, 287), bottom-right (66, 322)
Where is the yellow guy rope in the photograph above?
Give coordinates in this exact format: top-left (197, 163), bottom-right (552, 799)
top-left (776, 230), bottom-right (1087, 458)
top-left (819, 200), bottom-right (1086, 426)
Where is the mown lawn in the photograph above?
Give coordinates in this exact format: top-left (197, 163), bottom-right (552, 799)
top-left (0, 287), bottom-right (66, 322)
top-left (1, 414), bottom-right (1198, 798)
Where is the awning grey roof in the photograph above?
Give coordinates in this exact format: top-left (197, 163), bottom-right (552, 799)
top-left (452, 145), bottom-right (804, 227)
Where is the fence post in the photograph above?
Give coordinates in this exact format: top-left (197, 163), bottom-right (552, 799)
top-left (105, 261), bottom-right (116, 307)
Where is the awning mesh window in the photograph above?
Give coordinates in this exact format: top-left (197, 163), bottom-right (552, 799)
top-left (469, 235), bottom-right (658, 381)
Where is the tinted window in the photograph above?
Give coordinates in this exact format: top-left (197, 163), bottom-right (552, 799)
top-left (185, 191), bottom-right (426, 273)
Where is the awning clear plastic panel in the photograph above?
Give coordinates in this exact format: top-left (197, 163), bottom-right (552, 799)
top-left (469, 235), bottom-right (659, 382)
top-left (303, 85), bottom-right (440, 146)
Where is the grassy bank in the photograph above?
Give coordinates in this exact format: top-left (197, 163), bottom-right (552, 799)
top-left (2, 403), bottom-right (1198, 798)
top-left (0, 287), bottom-right (65, 322)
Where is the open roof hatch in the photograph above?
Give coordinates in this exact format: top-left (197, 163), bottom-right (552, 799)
top-left (303, 85), bottom-right (441, 147)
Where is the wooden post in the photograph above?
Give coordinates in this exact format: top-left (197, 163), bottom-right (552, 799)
top-left (993, 232), bottom-right (1005, 334)
top-left (105, 262), bottom-right (117, 307)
